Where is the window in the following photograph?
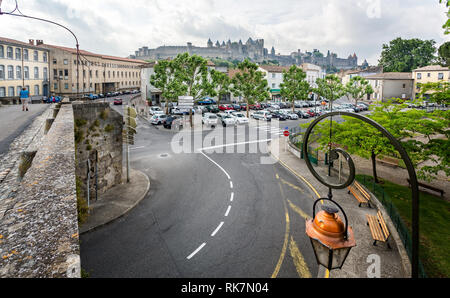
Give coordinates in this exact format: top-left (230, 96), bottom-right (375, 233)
top-left (427, 73), bottom-right (431, 77)
top-left (417, 73), bottom-right (422, 80)
top-left (43, 52), bottom-right (47, 62)
top-left (402, 83), bottom-right (406, 88)
top-left (272, 73), bottom-right (276, 79)
top-left (17, 86), bottom-right (22, 95)
top-left (64, 83), bottom-right (69, 89)
top-left (7, 65), bottom-right (14, 79)
top-left (64, 69), bottom-right (68, 79)
top-left (54, 83), bottom-right (58, 90)
top-left (64, 59), bottom-right (68, 65)
top-left (16, 66), bottom-right (21, 79)
top-left (89, 70), bottom-right (92, 78)
top-left (33, 50), bottom-right (38, 61)
top-left (0, 65), bottom-right (4, 79)
top-left (15, 48), bottom-right (21, 60)
top-left (8, 86), bottom-right (14, 96)
top-left (96, 70), bottom-right (98, 78)
top-left (34, 67), bottom-right (39, 79)
top-left (53, 69), bottom-right (58, 79)
top-left (24, 66), bottom-right (29, 79)
top-left (0, 45), bottom-right (3, 58)
top-left (7, 46), bottom-right (13, 59)
top-left (34, 85), bottom-right (40, 96)
top-left (43, 67), bottom-right (48, 80)
top-left (23, 49), bottom-right (28, 60)
top-left (438, 73), bottom-right (444, 80)
top-left (53, 59), bottom-right (57, 65)
top-left (272, 83), bottom-right (275, 88)
top-left (0, 87), bottom-right (5, 97)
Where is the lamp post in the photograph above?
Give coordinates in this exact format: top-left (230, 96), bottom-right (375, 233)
top-left (0, 2), bottom-right (80, 100)
top-left (302, 111), bottom-right (420, 278)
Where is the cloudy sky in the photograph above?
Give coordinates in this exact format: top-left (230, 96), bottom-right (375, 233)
top-left (0, 0), bottom-right (448, 64)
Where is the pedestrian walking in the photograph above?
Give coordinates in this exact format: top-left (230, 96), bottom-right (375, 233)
top-left (20, 88), bottom-right (29, 111)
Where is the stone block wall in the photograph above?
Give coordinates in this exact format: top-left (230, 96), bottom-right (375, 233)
top-left (0, 104), bottom-right (80, 277)
top-left (72, 102), bottom-right (123, 203)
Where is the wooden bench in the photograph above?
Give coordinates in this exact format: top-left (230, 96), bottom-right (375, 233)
top-left (407, 178), bottom-right (445, 198)
top-left (348, 181), bottom-right (372, 208)
top-left (377, 156), bottom-right (399, 167)
top-left (366, 211), bottom-right (391, 248)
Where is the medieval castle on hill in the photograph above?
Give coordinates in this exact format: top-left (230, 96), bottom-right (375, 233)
top-left (130, 38), bottom-right (360, 70)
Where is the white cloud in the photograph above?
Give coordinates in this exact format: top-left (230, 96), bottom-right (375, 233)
top-left (0, 0), bottom-right (448, 65)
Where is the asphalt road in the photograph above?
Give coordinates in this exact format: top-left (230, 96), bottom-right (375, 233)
top-left (0, 103), bottom-right (49, 156)
top-left (80, 110), bottom-right (322, 278)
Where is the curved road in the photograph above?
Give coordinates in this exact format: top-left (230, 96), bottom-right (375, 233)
top-left (80, 103), bottom-right (320, 278)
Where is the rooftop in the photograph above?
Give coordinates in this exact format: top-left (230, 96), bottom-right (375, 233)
top-left (0, 36), bottom-right (49, 51)
top-left (259, 65), bottom-right (290, 73)
top-left (365, 72), bottom-right (413, 80)
top-left (413, 65), bottom-right (449, 72)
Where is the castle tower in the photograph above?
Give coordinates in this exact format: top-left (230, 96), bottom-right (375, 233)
top-left (216, 40), bottom-right (220, 47)
top-left (271, 46), bottom-right (275, 56)
top-left (207, 38), bottom-right (213, 48)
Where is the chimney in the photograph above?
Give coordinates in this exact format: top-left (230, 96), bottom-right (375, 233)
top-left (29, 39), bottom-right (35, 45)
top-left (36, 40), bottom-right (44, 46)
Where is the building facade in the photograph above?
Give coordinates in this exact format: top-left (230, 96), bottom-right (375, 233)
top-left (0, 37), bottom-right (50, 99)
top-left (412, 65), bottom-right (450, 99)
top-left (37, 42), bottom-right (145, 97)
top-left (365, 72), bottom-right (413, 101)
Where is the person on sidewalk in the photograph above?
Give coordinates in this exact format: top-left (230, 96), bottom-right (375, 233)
top-left (20, 88), bottom-right (30, 111)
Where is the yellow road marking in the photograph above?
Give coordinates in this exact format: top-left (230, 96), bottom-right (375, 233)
top-left (271, 182), bottom-right (290, 278)
top-left (280, 178), bottom-right (306, 194)
top-left (289, 236), bottom-right (312, 278)
top-left (287, 199), bottom-right (310, 220)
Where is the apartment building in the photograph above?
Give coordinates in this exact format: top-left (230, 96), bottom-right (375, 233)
top-left (37, 41), bottom-right (145, 97)
top-left (0, 37), bottom-right (50, 99)
top-left (412, 65), bottom-right (450, 99)
top-left (365, 72), bottom-right (414, 101)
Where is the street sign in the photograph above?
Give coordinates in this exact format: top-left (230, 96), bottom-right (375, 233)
top-left (284, 131), bottom-right (290, 137)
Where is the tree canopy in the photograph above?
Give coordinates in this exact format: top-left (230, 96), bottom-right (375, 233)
top-left (345, 76), bottom-right (374, 105)
top-left (378, 38), bottom-right (437, 72)
top-left (280, 65), bottom-right (310, 111)
top-left (231, 59), bottom-right (270, 117)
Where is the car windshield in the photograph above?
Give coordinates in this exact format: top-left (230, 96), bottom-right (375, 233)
top-left (209, 115), bottom-right (217, 119)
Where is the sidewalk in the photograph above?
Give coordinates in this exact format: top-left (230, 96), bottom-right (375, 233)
top-left (79, 169), bottom-right (150, 234)
top-left (270, 137), bottom-right (410, 278)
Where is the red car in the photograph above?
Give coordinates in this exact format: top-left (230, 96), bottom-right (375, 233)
top-left (219, 104), bottom-right (234, 111)
top-left (305, 109), bottom-right (316, 117)
top-left (113, 98), bottom-right (123, 105)
top-left (249, 104), bottom-right (261, 110)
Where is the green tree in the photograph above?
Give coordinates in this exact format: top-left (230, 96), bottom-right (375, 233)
top-left (345, 76), bottom-right (374, 106)
top-left (209, 69), bottom-right (232, 106)
top-left (438, 41), bottom-right (450, 67)
top-left (280, 65), bottom-right (310, 112)
top-left (231, 59), bottom-right (270, 117)
top-left (440, 0), bottom-right (450, 34)
top-left (314, 74), bottom-right (346, 110)
top-left (150, 59), bottom-right (186, 114)
top-left (379, 38), bottom-right (437, 72)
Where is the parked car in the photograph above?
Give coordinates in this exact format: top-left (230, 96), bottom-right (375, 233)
top-left (220, 114), bottom-right (237, 127)
top-left (252, 110), bottom-right (272, 121)
top-left (163, 115), bottom-right (179, 129)
top-left (202, 113), bottom-right (219, 127)
top-left (149, 106), bottom-right (163, 115)
top-left (232, 112), bottom-right (249, 125)
top-left (113, 98), bottom-right (122, 105)
top-left (203, 105), bottom-right (220, 113)
top-left (231, 104), bottom-right (241, 111)
top-left (286, 112), bottom-right (299, 120)
top-left (249, 103), bottom-right (262, 110)
top-left (151, 114), bottom-right (168, 125)
top-left (240, 103), bottom-right (248, 110)
top-left (45, 96), bottom-right (61, 103)
top-left (219, 104), bottom-right (234, 111)
top-left (296, 110), bottom-right (311, 118)
top-left (271, 111), bottom-right (288, 121)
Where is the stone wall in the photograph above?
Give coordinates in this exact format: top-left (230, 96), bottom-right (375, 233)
top-left (0, 104), bottom-right (80, 277)
top-left (72, 102), bottom-right (123, 203)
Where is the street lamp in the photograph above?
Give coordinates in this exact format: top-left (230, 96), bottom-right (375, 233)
top-left (302, 111), bottom-right (420, 277)
top-left (306, 198), bottom-right (356, 270)
top-left (0, 1), bottom-right (80, 100)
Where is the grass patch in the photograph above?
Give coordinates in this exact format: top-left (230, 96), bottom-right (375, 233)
top-left (99, 109), bottom-right (109, 120)
top-left (75, 118), bottom-right (87, 127)
top-left (356, 174), bottom-right (450, 278)
top-left (104, 124), bottom-right (114, 133)
top-left (76, 177), bottom-right (89, 225)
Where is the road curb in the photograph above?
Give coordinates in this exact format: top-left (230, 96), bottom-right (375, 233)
top-left (79, 169), bottom-right (151, 235)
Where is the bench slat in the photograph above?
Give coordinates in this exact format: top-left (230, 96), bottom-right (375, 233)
top-left (377, 211), bottom-right (390, 239)
top-left (348, 185), bottom-right (367, 204)
top-left (366, 215), bottom-right (385, 241)
top-left (354, 181), bottom-right (371, 201)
